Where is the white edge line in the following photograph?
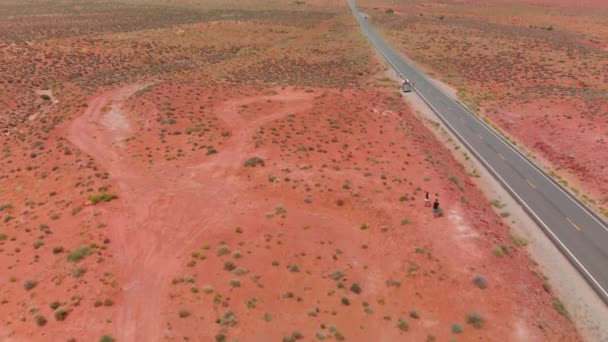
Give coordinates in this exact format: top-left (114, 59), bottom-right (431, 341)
top-left (357, 17), bottom-right (608, 301)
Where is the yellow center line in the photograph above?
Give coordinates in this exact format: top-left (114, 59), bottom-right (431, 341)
top-left (498, 153), bottom-right (505, 160)
top-left (567, 218), bottom-right (582, 231)
top-left (527, 180), bottom-right (536, 189)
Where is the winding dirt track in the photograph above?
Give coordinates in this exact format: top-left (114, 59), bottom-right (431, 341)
top-left (69, 85), bottom-right (314, 341)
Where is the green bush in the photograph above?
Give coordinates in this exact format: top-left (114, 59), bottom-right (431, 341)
top-left (67, 246), bottom-right (91, 262)
top-left (451, 323), bottom-right (463, 333)
top-left (35, 314), bottom-right (47, 326)
top-left (243, 157), bottom-right (265, 167)
top-left (398, 317), bottom-right (409, 331)
top-left (54, 307), bottom-right (67, 321)
top-left (87, 193), bottom-right (117, 204)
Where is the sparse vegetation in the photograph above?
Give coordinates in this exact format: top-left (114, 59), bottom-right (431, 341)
top-left (54, 307), bottom-right (67, 321)
top-left (472, 274), bottom-right (488, 289)
top-left (467, 312), bottom-right (484, 328)
top-left (396, 317), bottom-right (408, 331)
top-left (552, 297), bottom-right (570, 319)
top-left (87, 193), bottom-right (117, 204)
top-left (99, 336), bottom-right (114, 342)
top-left (244, 157), bottom-right (265, 167)
top-left (67, 246), bottom-right (91, 262)
top-left (35, 314), bottom-right (47, 326)
top-left (451, 323), bottom-right (463, 334)
top-left (23, 279), bottom-right (38, 290)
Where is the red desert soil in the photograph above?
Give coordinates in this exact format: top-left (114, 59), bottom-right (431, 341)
top-left (1, 82), bottom-right (579, 341)
top-left (0, 1), bottom-right (581, 341)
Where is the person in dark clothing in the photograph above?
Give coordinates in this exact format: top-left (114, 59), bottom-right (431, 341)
top-left (424, 192), bottom-right (430, 207)
top-left (432, 198), bottom-right (440, 216)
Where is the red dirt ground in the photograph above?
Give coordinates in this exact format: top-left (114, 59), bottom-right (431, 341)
top-left (1, 82), bottom-right (579, 341)
top-left (0, 1), bottom-right (581, 341)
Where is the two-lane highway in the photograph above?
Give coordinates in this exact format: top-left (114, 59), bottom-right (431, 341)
top-left (347, 0), bottom-right (608, 304)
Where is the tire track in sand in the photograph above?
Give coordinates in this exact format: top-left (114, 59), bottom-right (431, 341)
top-left (69, 85), bottom-right (313, 341)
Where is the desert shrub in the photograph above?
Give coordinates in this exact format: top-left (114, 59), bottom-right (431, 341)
top-left (50, 301), bottom-right (60, 310)
top-left (466, 312), bottom-right (484, 328)
top-left (350, 283), bottom-right (362, 294)
top-left (67, 246), bottom-right (91, 262)
top-left (217, 245), bottom-right (230, 256)
top-left (386, 8), bottom-right (394, 14)
top-left (283, 331), bottom-right (304, 342)
top-left (87, 193), bottom-right (117, 204)
top-left (217, 309), bottom-right (237, 327)
top-left (233, 267), bottom-right (246, 275)
top-left (329, 269), bottom-right (344, 280)
top-left (287, 263), bottom-right (300, 272)
top-left (71, 266), bottom-right (86, 278)
top-left (275, 205), bottom-right (287, 215)
top-left (451, 323), bottom-right (463, 333)
top-left (52, 246), bottom-right (64, 254)
top-left (35, 314), bottom-right (47, 326)
top-left (385, 279), bottom-right (401, 287)
top-left (99, 336), bottom-right (114, 342)
top-left (178, 309), bottom-right (190, 318)
top-left (512, 234), bottom-right (528, 247)
top-left (54, 307), bottom-right (67, 321)
top-left (552, 298), bottom-right (570, 319)
top-left (263, 312), bottom-right (272, 322)
top-left (328, 325), bottom-right (345, 340)
top-left (40, 94), bottom-right (51, 100)
top-left (409, 310), bottom-right (419, 319)
top-left (472, 274), bottom-right (487, 289)
top-left (341, 297), bottom-right (350, 305)
top-left (398, 317), bottom-right (409, 331)
top-left (243, 157), bottom-right (264, 167)
top-left (23, 279), bottom-right (38, 290)
top-left (224, 261), bottom-right (236, 271)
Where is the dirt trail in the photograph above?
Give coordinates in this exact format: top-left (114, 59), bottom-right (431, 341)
top-left (69, 85), bottom-right (314, 341)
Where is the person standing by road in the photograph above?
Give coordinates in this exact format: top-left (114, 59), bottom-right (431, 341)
top-left (433, 198), bottom-right (440, 217)
top-left (424, 192), bottom-right (430, 207)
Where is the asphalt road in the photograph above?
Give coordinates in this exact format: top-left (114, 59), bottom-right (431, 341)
top-left (347, 0), bottom-right (608, 304)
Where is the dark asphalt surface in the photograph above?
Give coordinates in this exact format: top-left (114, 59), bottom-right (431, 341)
top-left (348, 0), bottom-right (608, 304)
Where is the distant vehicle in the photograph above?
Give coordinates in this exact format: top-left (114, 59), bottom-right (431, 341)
top-left (402, 79), bottom-right (413, 92)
